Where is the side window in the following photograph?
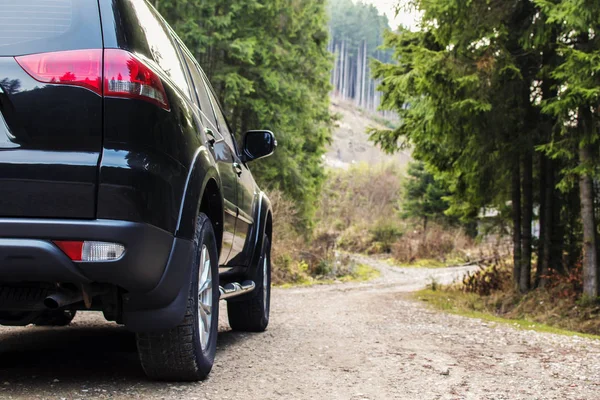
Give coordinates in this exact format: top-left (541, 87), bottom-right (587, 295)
top-left (181, 55), bottom-right (219, 131)
top-left (129, 0), bottom-right (191, 100)
top-left (204, 79), bottom-right (237, 152)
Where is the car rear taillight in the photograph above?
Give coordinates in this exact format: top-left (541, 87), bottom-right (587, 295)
top-left (54, 240), bottom-right (125, 262)
top-left (15, 50), bottom-right (103, 95)
top-left (104, 49), bottom-right (169, 110)
top-left (15, 49), bottom-right (169, 110)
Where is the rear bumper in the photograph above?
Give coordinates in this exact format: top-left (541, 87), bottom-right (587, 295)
top-left (0, 219), bottom-right (195, 332)
top-left (0, 218), bottom-right (173, 292)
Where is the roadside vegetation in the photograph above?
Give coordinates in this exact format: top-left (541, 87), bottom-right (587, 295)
top-left (269, 163), bottom-right (495, 286)
top-left (416, 258), bottom-right (600, 337)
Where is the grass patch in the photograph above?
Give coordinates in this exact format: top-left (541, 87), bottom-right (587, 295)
top-left (276, 263), bottom-right (380, 288)
top-left (343, 263), bottom-right (381, 282)
top-left (415, 289), bottom-right (600, 340)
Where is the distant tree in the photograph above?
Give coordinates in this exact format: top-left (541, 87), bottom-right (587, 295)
top-left (402, 162), bottom-right (452, 231)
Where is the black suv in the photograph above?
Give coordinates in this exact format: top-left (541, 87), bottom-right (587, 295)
top-left (0, 0), bottom-right (275, 381)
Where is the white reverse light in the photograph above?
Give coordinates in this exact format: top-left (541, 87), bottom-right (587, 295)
top-left (82, 241), bottom-right (125, 262)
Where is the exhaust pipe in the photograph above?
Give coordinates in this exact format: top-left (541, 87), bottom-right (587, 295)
top-left (43, 291), bottom-right (83, 310)
top-left (219, 280), bottom-right (256, 300)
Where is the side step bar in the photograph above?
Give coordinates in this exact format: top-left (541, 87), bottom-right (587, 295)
top-left (219, 280), bottom-right (255, 300)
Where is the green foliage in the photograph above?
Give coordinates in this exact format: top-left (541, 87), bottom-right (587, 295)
top-left (155, 0), bottom-right (333, 225)
top-left (534, 0), bottom-right (600, 185)
top-left (402, 162), bottom-right (452, 229)
top-left (367, 20), bottom-right (521, 223)
top-left (369, 223), bottom-right (403, 253)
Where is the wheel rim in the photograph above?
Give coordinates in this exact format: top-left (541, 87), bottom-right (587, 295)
top-left (198, 245), bottom-right (212, 351)
top-left (263, 253), bottom-right (269, 316)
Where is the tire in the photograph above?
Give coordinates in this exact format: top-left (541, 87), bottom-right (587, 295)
top-left (227, 234), bottom-right (271, 332)
top-left (136, 213), bottom-right (219, 381)
top-left (33, 310), bottom-right (77, 326)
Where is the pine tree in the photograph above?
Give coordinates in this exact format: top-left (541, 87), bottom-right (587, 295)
top-left (156, 0), bottom-right (333, 226)
top-left (402, 162), bottom-right (453, 231)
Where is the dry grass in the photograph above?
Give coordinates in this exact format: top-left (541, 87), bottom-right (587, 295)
top-left (269, 189), bottom-right (366, 285)
top-left (391, 225), bottom-right (474, 264)
top-left (419, 260), bottom-right (600, 336)
top-left (269, 163), bottom-right (499, 285)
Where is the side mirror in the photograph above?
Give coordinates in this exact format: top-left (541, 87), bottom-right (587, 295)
top-left (242, 130), bottom-right (276, 162)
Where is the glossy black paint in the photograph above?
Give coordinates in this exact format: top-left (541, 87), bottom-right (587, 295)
top-left (0, 1), bottom-right (104, 218)
top-left (0, 0), bottom-right (273, 331)
top-left (0, 58), bottom-right (102, 218)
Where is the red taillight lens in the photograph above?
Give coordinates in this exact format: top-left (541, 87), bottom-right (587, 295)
top-left (15, 50), bottom-right (102, 95)
top-left (104, 49), bottom-right (169, 110)
top-left (15, 49), bottom-right (169, 111)
top-left (53, 241), bottom-right (84, 262)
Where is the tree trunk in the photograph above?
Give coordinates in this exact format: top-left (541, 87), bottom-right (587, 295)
top-left (579, 143), bottom-right (599, 298)
top-left (520, 150), bottom-right (533, 293)
top-left (536, 155), bottom-right (548, 287)
top-left (512, 163), bottom-right (522, 288)
top-left (340, 40), bottom-right (345, 98)
top-left (536, 155), bottom-right (556, 287)
top-left (361, 41), bottom-right (367, 108)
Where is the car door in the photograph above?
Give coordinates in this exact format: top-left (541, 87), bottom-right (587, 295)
top-left (204, 82), bottom-right (255, 264)
top-left (179, 51), bottom-right (238, 265)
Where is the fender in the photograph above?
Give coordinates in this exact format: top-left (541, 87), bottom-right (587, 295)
top-left (123, 145), bottom-right (223, 332)
top-left (175, 146), bottom-right (222, 240)
top-left (248, 191), bottom-right (273, 269)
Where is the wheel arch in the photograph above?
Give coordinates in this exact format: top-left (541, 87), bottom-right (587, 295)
top-left (175, 147), bottom-right (223, 256)
top-left (248, 191), bottom-right (273, 272)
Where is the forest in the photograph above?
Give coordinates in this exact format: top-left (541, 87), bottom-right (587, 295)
top-left (370, 0), bottom-right (600, 304)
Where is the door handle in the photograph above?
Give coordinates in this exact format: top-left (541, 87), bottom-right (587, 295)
top-left (205, 128), bottom-right (216, 146)
top-left (233, 162), bottom-right (243, 177)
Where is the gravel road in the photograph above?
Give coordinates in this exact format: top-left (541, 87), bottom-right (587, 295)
top-left (0, 257), bottom-right (599, 400)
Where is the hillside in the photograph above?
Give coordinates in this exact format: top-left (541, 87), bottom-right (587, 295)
top-left (325, 98), bottom-right (411, 169)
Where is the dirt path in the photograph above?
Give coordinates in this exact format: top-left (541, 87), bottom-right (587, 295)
top-left (0, 258), bottom-right (599, 399)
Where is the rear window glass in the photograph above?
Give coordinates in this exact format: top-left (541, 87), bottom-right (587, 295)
top-left (0, 0), bottom-right (101, 57)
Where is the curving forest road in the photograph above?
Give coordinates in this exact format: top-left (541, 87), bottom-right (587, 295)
top-left (0, 257), bottom-right (599, 399)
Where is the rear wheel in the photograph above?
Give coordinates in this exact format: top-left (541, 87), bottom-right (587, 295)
top-left (227, 235), bottom-right (271, 332)
top-left (136, 213), bottom-right (219, 381)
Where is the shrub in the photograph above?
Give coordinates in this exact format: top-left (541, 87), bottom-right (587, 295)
top-left (368, 223), bottom-right (403, 253)
top-left (462, 262), bottom-right (510, 296)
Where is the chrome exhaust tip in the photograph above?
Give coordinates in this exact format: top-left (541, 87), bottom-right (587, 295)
top-left (219, 280), bottom-right (255, 300)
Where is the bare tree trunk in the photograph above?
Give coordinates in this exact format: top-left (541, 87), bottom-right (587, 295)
top-left (579, 143), bottom-right (599, 298)
top-left (361, 41), bottom-right (367, 108)
top-left (512, 163), bottom-right (522, 288)
top-left (521, 150), bottom-right (533, 293)
top-left (340, 40), bottom-right (345, 98)
top-left (344, 47), bottom-right (350, 99)
top-left (355, 43), bottom-right (361, 106)
top-left (332, 42), bottom-right (338, 92)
